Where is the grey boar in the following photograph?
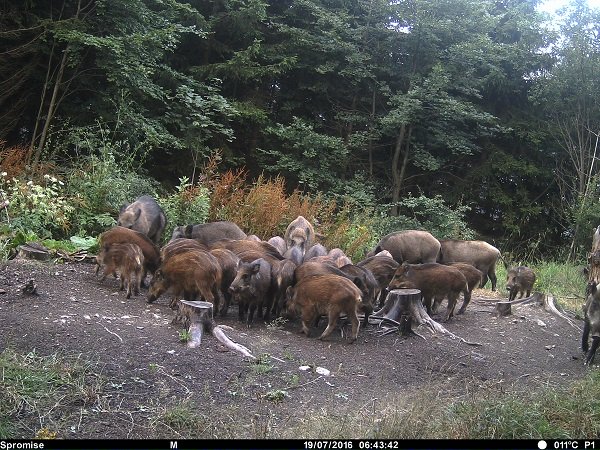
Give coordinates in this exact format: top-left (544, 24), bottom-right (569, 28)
top-left (582, 282), bottom-right (600, 365)
top-left (267, 236), bottom-right (287, 256)
top-left (438, 239), bottom-right (501, 291)
top-left (388, 262), bottom-right (468, 322)
top-left (284, 216), bottom-right (315, 253)
top-left (374, 230), bottom-right (441, 265)
top-left (97, 226), bottom-right (160, 281)
top-left (147, 249), bottom-right (222, 312)
top-left (506, 266), bottom-right (536, 301)
top-left (170, 221), bottom-right (247, 245)
top-left (209, 248), bottom-right (240, 317)
top-left (271, 258), bottom-right (297, 317)
top-left (357, 255), bottom-right (399, 307)
top-left (303, 243), bottom-right (328, 262)
top-left (228, 258), bottom-right (274, 327)
top-left (328, 248), bottom-right (352, 267)
top-left (117, 195), bottom-right (166, 244)
top-left (99, 243), bottom-right (145, 298)
top-left (283, 246), bottom-right (304, 265)
top-left (433, 262), bottom-right (483, 315)
top-left (286, 274), bottom-right (362, 342)
top-left (246, 234), bottom-right (262, 242)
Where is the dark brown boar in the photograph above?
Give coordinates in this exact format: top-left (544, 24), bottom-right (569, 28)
top-left (100, 243), bottom-right (145, 298)
top-left (388, 262), bottom-right (468, 322)
top-left (170, 221), bottom-right (247, 245)
top-left (506, 266), bottom-right (536, 301)
top-left (210, 239), bottom-right (284, 263)
top-left (438, 239), bottom-right (501, 291)
top-left (357, 255), bottom-right (400, 307)
top-left (228, 258), bottom-right (274, 327)
top-left (286, 274), bottom-right (362, 342)
top-left (160, 238), bottom-right (208, 261)
top-left (117, 195), bottom-right (166, 244)
top-left (374, 230), bottom-right (441, 265)
top-left (209, 248), bottom-right (240, 316)
top-left (147, 250), bottom-right (222, 312)
top-left (433, 262), bottom-right (483, 315)
top-left (583, 282), bottom-right (600, 365)
top-left (271, 258), bottom-right (297, 317)
top-left (97, 226), bottom-right (160, 280)
top-left (284, 216), bottom-right (315, 253)
top-left (339, 264), bottom-right (378, 326)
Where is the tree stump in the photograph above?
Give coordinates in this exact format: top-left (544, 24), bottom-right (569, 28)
top-left (17, 242), bottom-right (51, 261)
top-left (370, 289), bottom-right (481, 346)
top-left (588, 226), bottom-right (600, 283)
top-left (178, 300), bottom-right (256, 358)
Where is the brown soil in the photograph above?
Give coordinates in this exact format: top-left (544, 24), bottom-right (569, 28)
top-left (0, 257), bottom-right (588, 439)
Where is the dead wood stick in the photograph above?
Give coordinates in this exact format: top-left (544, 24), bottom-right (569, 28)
top-left (543, 294), bottom-right (581, 331)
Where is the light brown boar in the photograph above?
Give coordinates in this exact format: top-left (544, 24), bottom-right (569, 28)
top-left (433, 262), bottom-right (483, 315)
top-left (284, 216), bottom-right (315, 254)
top-left (286, 274), bottom-right (362, 342)
top-left (147, 249), bottom-right (222, 312)
top-left (374, 230), bottom-right (441, 265)
top-left (438, 239), bottom-right (501, 291)
top-left (388, 262), bottom-right (468, 322)
top-left (100, 243), bottom-right (145, 298)
top-left (96, 226), bottom-right (160, 281)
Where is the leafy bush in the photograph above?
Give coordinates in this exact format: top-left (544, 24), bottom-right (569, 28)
top-left (0, 173), bottom-right (74, 239)
top-left (158, 177), bottom-right (210, 243)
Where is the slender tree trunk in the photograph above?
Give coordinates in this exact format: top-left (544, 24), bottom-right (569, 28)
top-left (390, 124), bottom-right (412, 216)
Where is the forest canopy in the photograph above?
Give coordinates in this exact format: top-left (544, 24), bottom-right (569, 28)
top-left (1, 0), bottom-right (600, 260)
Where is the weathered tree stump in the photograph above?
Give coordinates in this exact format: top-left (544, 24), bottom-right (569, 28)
top-left (178, 300), bottom-right (256, 358)
top-left (370, 289), bottom-right (481, 345)
top-left (17, 242), bottom-right (51, 261)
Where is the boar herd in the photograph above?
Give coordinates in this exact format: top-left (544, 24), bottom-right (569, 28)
top-left (94, 195), bottom-right (546, 347)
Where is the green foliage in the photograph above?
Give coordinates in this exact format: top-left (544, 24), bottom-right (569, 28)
top-left (0, 173), bottom-right (74, 239)
top-left (158, 176), bottom-right (210, 242)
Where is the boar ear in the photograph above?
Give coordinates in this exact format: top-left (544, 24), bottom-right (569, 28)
top-left (185, 224), bottom-right (194, 238)
top-left (251, 262), bottom-right (262, 274)
top-left (133, 208), bottom-right (142, 221)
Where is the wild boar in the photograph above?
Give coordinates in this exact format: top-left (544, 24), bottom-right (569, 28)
top-left (357, 255), bottom-right (399, 307)
top-left (388, 262), bottom-right (468, 322)
top-left (229, 258), bottom-right (274, 327)
top-left (209, 248), bottom-right (240, 316)
top-left (271, 258), bottom-right (297, 317)
top-left (506, 266), bottom-right (536, 301)
top-left (160, 238), bottom-right (208, 261)
top-left (246, 234), bottom-right (262, 242)
top-left (303, 243), bottom-right (328, 262)
top-left (328, 248), bottom-right (352, 267)
top-left (374, 230), bottom-right (441, 265)
top-left (286, 274), bottom-right (362, 342)
top-left (99, 243), bottom-right (145, 298)
top-left (97, 226), bottom-right (160, 281)
top-left (170, 221), bottom-right (247, 245)
top-left (267, 236), bottom-right (287, 256)
top-left (339, 264), bottom-right (378, 326)
top-left (438, 239), bottom-right (501, 291)
top-left (209, 239), bottom-right (283, 264)
top-left (433, 262), bottom-right (483, 315)
top-left (117, 195), bottom-right (166, 244)
top-left (284, 216), bottom-right (315, 253)
top-left (283, 246), bottom-right (304, 266)
top-left (582, 282), bottom-right (600, 365)
top-left (147, 249), bottom-right (222, 312)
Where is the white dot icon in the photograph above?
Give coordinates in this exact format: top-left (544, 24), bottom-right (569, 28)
top-left (538, 441), bottom-right (548, 450)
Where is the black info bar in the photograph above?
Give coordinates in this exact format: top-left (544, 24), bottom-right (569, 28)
top-left (0, 440), bottom-right (598, 450)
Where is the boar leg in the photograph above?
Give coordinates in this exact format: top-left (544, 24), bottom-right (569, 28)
top-left (582, 320), bottom-right (591, 352)
top-left (319, 308), bottom-right (342, 341)
top-left (457, 291), bottom-right (472, 315)
top-left (432, 297), bottom-right (443, 314)
top-left (247, 303), bottom-right (257, 327)
top-left (348, 310), bottom-right (360, 343)
top-left (585, 336), bottom-right (600, 365)
top-left (301, 310), bottom-right (318, 337)
top-left (442, 294), bottom-right (459, 322)
top-left (422, 295), bottom-right (433, 315)
top-left (489, 271), bottom-right (497, 291)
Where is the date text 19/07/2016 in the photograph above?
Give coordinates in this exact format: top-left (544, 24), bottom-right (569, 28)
top-left (304, 441), bottom-right (399, 450)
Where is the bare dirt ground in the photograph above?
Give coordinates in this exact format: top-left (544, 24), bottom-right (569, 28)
top-left (0, 257), bottom-right (588, 439)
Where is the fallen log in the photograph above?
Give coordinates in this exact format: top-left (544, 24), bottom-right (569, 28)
top-left (369, 289), bottom-right (482, 346)
top-left (494, 292), bottom-right (544, 317)
top-left (178, 300), bottom-right (256, 359)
